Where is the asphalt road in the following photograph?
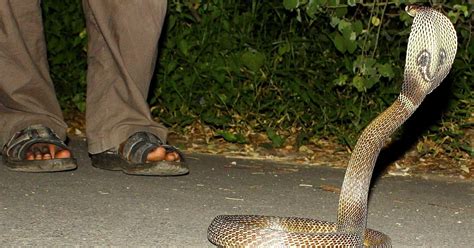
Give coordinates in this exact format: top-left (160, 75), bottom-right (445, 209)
top-left (0, 138), bottom-right (472, 247)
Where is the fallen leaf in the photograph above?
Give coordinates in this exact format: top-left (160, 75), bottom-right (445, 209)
top-left (319, 184), bottom-right (341, 194)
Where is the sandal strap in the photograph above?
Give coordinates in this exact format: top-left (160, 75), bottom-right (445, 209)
top-left (2, 124), bottom-right (68, 160)
top-left (119, 132), bottom-right (184, 164)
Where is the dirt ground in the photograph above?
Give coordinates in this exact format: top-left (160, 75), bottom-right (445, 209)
top-left (65, 112), bottom-right (473, 181)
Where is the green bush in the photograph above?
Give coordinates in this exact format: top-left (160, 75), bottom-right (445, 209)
top-left (42, 0), bottom-right (473, 153)
top-left (43, 0), bottom-right (87, 112)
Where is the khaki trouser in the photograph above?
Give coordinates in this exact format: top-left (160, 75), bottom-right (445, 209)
top-left (0, 0), bottom-right (168, 154)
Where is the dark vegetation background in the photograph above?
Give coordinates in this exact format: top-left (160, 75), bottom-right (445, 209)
top-left (42, 1), bottom-right (472, 160)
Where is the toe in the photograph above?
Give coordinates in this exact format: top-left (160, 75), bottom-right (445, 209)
top-left (34, 151), bottom-right (43, 160)
top-left (165, 151), bottom-right (180, 161)
top-left (47, 144), bottom-right (56, 159)
top-left (26, 143), bottom-right (71, 160)
top-left (56, 149), bottom-right (71, 159)
top-left (146, 146), bottom-right (166, 162)
top-left (26, 152), bottom-right (35, 160)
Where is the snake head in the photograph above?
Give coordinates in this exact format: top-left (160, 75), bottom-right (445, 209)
top-left (401, 6), bottom-right (457, 106)
top-left (405, 5), bottom-right (428, 17)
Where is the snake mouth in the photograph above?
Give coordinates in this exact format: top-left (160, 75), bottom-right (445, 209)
top-left (405, 4), bottom-right (427, 17)
top-left (405, 5), bottom-right (417, 16)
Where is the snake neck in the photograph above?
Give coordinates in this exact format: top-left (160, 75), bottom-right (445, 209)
top-left (336, 90), bottom-right (420, 239)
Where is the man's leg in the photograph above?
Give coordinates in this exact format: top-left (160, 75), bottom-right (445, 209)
top-left (0, 0), bottom-right (67, 143)
top-left (0, 0), bottom-right (72, 166)
top-left (83, 0), bottom-right (179, 162)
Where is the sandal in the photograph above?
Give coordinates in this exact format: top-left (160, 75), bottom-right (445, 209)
top-left (90, 132), bottom-right (188, 176)
top-left (2, 124), bottom-right (77, 172)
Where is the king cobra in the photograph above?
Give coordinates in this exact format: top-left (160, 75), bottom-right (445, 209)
top-left (207, 5), bottom-right (457, 247)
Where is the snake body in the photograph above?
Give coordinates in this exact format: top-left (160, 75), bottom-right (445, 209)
top-left (208, 6), bottom-right (457, 247)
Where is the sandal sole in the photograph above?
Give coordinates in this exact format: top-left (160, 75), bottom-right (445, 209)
top-left (3, 157), bottom-right (78, 173)
top-left (90, 153), bottom-right (189, 176)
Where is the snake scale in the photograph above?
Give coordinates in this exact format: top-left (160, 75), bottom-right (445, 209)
top-left (207, 5), bottom-right (457, 248)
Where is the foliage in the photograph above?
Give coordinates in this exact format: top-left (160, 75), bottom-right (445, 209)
top-left (42, 0), bottom-right (473, 154)
top-left (42, 0), bottom-right (87, 112)
top-left (154, 0), bottom-right (472, 150)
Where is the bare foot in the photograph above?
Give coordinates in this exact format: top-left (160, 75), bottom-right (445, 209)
top-left (145, 146), bottom-right (180, 162)
top-left (25, 143), bottom-right (72, 160)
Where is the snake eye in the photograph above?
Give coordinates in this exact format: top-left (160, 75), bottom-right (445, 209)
top-left (439, 49), bottom-right (446, 66)
top-left (416, 50), bottom-right (434, 82)
top-left (417, 50), bottom-right (430, 67)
